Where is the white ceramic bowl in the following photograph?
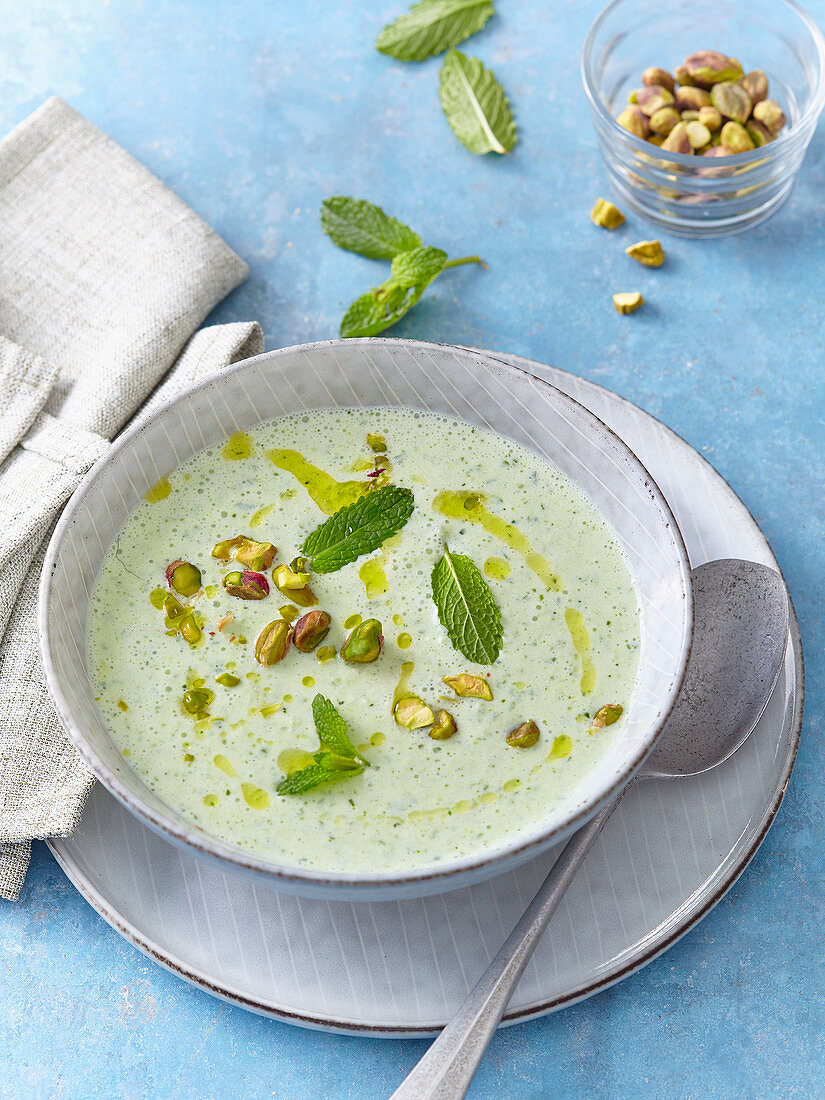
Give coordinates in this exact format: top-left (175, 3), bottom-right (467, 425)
top-left (39, 340), bottom-right (693, 900)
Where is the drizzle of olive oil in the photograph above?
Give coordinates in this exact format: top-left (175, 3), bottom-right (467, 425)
top-left (564, 608), bottom-right (596, 695)
top-left (144, 476), bottom-right (171, 503)
top-left (250, 503), bottom-right (276, 528)
top-left (344, 613), bottom-right (362, 630)
top-left (484, 556), bottom-right (511, 580)
top-left (503, 778), bottom-right (521, 793)
top-left (203, 794), bottom-right (219, 807)
top-left (547, 735), bottom-right (573, 761)
top-left (213, 754), bottom-right (236, 777)
top-left (392, 660), bottom-right (416, 710)
top-left (222, 431), bottom-right (253, 460)
top-left (267, 449), bottom-right (367, 514)
top-left (370, 731), bottom-right (386, 746)
top-left (359, 557), bottom-right (388, 598)
top-left (277, 748), bottom-right (316, 776)
top-left (396, 633), bottom-right (412, 650)
top-left (433, 490), bottom-right (561, 591)
top-left (241, 782), bottom-right (270, 809)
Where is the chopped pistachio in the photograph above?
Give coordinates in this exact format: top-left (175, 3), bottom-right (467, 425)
top-left (613, 292), bottom-right (643, 315)
top-left (183, 688), bottom-right (213, 714)
top-left (393, 695), bottom-right (435, 730)
top-left (273, 563), bottom-right (317, 606)
top-left (341, 618), bottom-right (384, 663)
top-left (235, 538), bottom-right (277, 572)
top-left (591, 198), bottom-right (625, 229)
top-left (149, 587), bottom-right (167, 610)
top-left (588, 703), bottom-right (624, 733)
top-left (506, 720), bottom-right (540, 748)
top-left (293, 609), bottom-right (332, 653)
top-left (254, 619), bottom-right (293, 666)
top-left (442, 673), bottom-right (493, 700)
top-left (211, 535), bottom-right (244, 561)
top-left (316, 644), bottom-right (337, 663)
top-left (366, 432), bottom-right (387, 453)
top-left (625, 240), bottom-right (665, 267)
top-left (223, 569), bottom-right (270, 600)
top-left (166, 560), bottom-right (202, 597)
top-left (216, 672), bottom-right (241, 687)
top-left (429, 709), bottom-right (457, 740)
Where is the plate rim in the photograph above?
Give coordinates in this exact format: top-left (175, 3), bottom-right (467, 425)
top-left (46, 349), bottom-right (805, 1035)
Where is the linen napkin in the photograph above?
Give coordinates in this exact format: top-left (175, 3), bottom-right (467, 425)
top-left (0, 98), bottom-right (264, 900)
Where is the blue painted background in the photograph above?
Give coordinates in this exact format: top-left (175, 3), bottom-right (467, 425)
top-left (2, 1), bottom-right (824, 1096)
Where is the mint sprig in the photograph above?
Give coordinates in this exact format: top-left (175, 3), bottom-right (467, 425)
top-left (320, 197), bottom-right (422, 260)
top-left (376, 0), bottom-right (495, 62)
top-left (277, 695), bottom-right (368, 796)
top-left (303, 484), bottom-right (415, 573)
top-left (439, 48), bottom-right (516, 155)
top-left (431, 545), bottom-right (503, 664)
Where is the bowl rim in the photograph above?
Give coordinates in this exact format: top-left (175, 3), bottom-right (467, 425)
top-left (38, 337), bottom-right (694, 893)
top-left (580, 0), bottom-right (825, 168)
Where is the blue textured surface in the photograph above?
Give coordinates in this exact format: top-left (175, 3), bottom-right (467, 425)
top-left (2, 2), bottom-right (824, 1097)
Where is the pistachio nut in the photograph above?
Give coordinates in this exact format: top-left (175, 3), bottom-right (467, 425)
top-left (752, 98), bottom-right (786, 132)
top-left (179, 613), bottom-right (202, 645)
top-left (613, 291), bottom-right (643, 315)
top-left (183, 688), bottom-right (214, 715)
top-left (588, 703), bottom-right (624, 733)
top-left (683, 50), bottom-right (744, 88)
top-left (429, 709), bottom-right (458, 741)
top-left (223, 569), bottom-right (270, 600)
top-left (698, 105), bottom-right (722, 132)
top-left (710, 82), bottom-right (752, 125)
top-left (273, 563), bottom-right (317, 607)
top-left (720, 120), bottom-right (755, 153)
top-left (616, 106), bottom-right (649, 139)
top-left (649, 106), bottom-right (680, 136)
top-left (235, 538), bottom-right (277, 572)
top-left (211, 535), bottom-right (244, 561)
top-left (254, 619), bottom-right (293, 666)
top-left (685, 120), bottom-right (712, 150)
top-left (292, 609), bottom-right (332, 653)
top-left (442, 673), bottom-right (493, 700)
top-left (366, 432), bottom-right (387, 453)
top-left (648, 134), bottom-right (665, 147)
top-left (674, 85), bottom-right (711, 112)
top-left (673, 64), bottom-right (694, 86)
top-left (506, 720), bottom-right (540, 749)
top-left (625, 240), bottom-right (665, 267)
top-left (341, 618), bottom-right (384, 663)
top-left (746, 119), bottom-right (774, 147)
top-left (679, 110), bottom-right (701, 122)
top-left (642, 66), bottom-right (675, 93)
top-left (661, 121), bottom-right (692, 154)
top-left (741, 69), bottom-right (768, 105)
top-left (393, 695), bottom-right (435, 730)
top-left (165, 560), bottom-right (202, 597)
top-left (702, 144), bottom-right (733, 158)
top-left (590, 197), bottom-right (626, 228)
top-left (630, 85), bottom-right (675, 116)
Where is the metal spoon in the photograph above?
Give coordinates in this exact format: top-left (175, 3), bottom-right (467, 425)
top-left (390, 559), bottom-right (789, 1100)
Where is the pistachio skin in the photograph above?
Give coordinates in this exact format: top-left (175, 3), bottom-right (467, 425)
top-left (710, 82), bottom-right (752, 125)
top-left (429, 709), bottom-right (458, 740)
top-left (661, 121), bottom-right (692, 154)
top-left (506, 720), bottom-right (540, 749)
top-left (674, 86), bottom-right (711, 112)
top-left (590, 198), bottom-right (625, 228)
top-left (698, 105), bottom-right (722, 132)
top-left (393, 695), bottom-right (435, 730)
top-left (642, 66), bottom-right (675, 93)
top-left (752, 98), bottom-right (786, 132)
top-left (235, 538), bottom-right (277, 572)
top-left (741, 69), bottom-right (768, 105)
top-left (341, 618), bottom-right (384, 663)
top-left (589, 703), bottom-right (624, 734)
top-left (630, 85), bottom-right (675, 117)
top-left (254, 619), bottom-right (293, 666)
top-left (292, 610), bottom-right (332, 653)
top-left (166, 560), bottom-right (202, 597)
top-left (649, 107), bottom-right (680, 136)
top-left (684, 51), bottom-right (744, 89)
top-left (616, 106), bottom-right (649, 139)
top-left (746, 119), bottom-right (774, 147)
top-left (625, 240), bottom-right (665, 267)
top-left (720, 121), bottom-right (755, 153)
top-left (223, 570), bottom-right (270, 600)
top-left (613, 292), bottom-right (643, 315)
top-left (442, 673), bottom-right (493, 700)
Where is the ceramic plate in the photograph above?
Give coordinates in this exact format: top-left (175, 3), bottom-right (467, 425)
top-left (47, 351), bottom-right (803, 1035)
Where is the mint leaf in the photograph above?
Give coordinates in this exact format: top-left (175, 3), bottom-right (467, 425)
top-left (303, 485), bottom-right (415, 572)
top-left (277, 695), bottom-right (368, 796)
top-left (277, 763), bottom-right (363, 796)
top-left (312, 694), bottom-right (363, 760)
top-left (321, 196), bottom-right (421, 260)
top-left (376, 0), bottom-right (495, 62)
top-left (439, 48), bottom-right (516, 155)
top-left (390, 245), bottom-right (447, 288)
top-left (431, 545), bottom-right (503, 663)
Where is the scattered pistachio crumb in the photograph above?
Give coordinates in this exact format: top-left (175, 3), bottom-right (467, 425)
top-left (591, 198), bottom-right (626, 228)
top-left (613, 291), bottom-right (644, 315)
top-left (625, 239), bottom-right (665, 267)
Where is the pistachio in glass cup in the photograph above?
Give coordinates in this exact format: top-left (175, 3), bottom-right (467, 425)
top-left (581, 0), bottom-right (825, 237)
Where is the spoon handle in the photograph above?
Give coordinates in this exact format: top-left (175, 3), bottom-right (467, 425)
top-left (389, 793), bottom-right (623, 1100)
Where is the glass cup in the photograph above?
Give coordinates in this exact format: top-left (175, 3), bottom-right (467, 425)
top-left (582, 0), bottom-right (825, 237)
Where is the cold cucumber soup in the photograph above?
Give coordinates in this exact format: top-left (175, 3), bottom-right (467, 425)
top-left (88, 407), bottom-right (640, 873)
